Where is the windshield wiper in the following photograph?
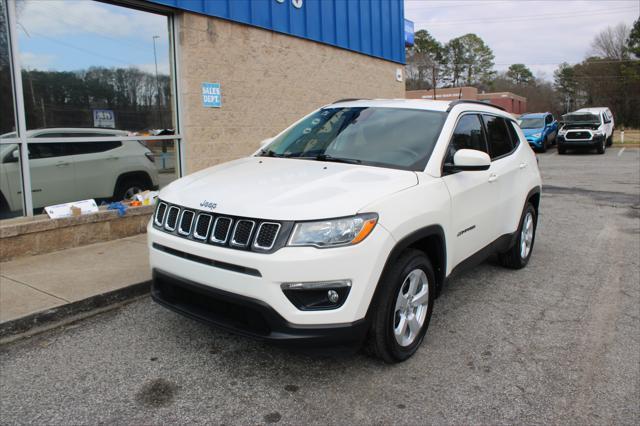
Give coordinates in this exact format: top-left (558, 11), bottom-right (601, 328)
top-left (311, 154), bottom-right (362, 165)
top-left (258, 149), bottom-right (282, 157)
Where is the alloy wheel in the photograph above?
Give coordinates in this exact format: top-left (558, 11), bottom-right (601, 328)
top-left (520, 211), bottom-right (534, 259)
top-left (393, 269), bottom-right (429, 347)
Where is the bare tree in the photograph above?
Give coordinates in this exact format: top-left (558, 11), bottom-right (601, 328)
top-left (591, 23), bottom-right (630, 60)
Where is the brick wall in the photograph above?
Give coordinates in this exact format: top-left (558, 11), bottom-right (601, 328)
top-left (177, 12), bottom-right (405, 173)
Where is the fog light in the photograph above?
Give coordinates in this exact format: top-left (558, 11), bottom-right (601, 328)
top-left (281, 280), bottom-right (351, 311)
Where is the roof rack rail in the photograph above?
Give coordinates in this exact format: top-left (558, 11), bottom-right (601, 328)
top-left (446, 100), bottom-right (506, 112)
top-left (332, 98), bottom-right (369, 104)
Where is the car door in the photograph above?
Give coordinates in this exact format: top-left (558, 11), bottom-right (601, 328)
top-left (483, 115), bottom-right (523, 238)
top-left (27, 142), bottom-right (78, 209)
top-left (442, 113), bottom-right (500, 267)
top-left (545, 114), bottom-right (557, 141)
top-left (72, 140), bottom-right (123, 201)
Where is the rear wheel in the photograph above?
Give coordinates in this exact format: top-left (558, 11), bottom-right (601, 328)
top-left (114, 176), bottom-right (149, 201)
top-left (540, 136), bottom-right (548, 153)
top-left (367, 249), bottom-right (435, 363)
top-left (499, 203), bottom-right (537, 269)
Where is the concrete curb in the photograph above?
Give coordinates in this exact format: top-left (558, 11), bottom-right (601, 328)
top-left (0, 281), bottom-right (150, 343)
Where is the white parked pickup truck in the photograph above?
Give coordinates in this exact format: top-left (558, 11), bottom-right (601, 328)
top-left (148, 99), bottom-right (542, 363)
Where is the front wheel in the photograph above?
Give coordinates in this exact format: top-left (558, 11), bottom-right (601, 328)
top-left (558, 146), bottom-right (566, 155)
top-left (367, 249), bottom-right (435, 363)
top-left (597, 138), bottom-right (605, 154)
top-left (499, 203), bottom-right (537, 269)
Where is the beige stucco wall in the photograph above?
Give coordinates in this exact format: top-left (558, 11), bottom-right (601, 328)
top-left (177, 12), bottom-right (405, 173)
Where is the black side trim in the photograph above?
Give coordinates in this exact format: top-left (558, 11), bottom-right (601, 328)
top-left (151, 270), bottom-right (369, 347)
top-left (152, 243), bottom-right (262, 277)
top-left (448, 233), bottom-right (514, 279)
top-left (332, 98), bottom-right (369, 103)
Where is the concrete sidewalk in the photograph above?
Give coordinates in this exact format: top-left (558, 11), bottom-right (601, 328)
top-left (0, 234), bottom-right (150, 339)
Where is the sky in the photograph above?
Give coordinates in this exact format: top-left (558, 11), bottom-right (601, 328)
top-left (16, 0), bottom-right (171, 75)
top-left (404, 0), bottom-right (640, 79)
top-left (14, 0), bottom-right (640, 81)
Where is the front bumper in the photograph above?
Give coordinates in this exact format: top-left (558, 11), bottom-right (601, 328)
top-left (557, 134), bottom-right (605, 147)
top-left (151, 269), bottom-right (369, 346)
top-left (526, 137), bottom-right (543, 148)
top-left (147, 220), bottom-right (394, 328)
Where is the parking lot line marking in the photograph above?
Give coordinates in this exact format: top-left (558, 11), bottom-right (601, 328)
top-left (617, 147), bottom-right (625, 157)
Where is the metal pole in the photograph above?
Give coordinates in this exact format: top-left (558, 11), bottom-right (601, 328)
top-left (7, 0), bottom-right (34, 216)
top-left (152, 35), bottom-right (162, 129)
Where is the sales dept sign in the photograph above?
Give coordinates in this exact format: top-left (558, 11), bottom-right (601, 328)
top-left (202, 82), bottom-right (221, 108)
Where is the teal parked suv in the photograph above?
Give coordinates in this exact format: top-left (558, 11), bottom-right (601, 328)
top-left (518, 113), bottom-right (558, 152)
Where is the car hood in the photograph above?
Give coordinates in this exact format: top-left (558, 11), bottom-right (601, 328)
top-left (159, 157), bottom-right (419, 220)
top-left (522, 128), bottom-right (544, 137)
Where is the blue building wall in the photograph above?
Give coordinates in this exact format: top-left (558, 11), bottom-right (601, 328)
top-left (148, 0), bottom-right (405, 64)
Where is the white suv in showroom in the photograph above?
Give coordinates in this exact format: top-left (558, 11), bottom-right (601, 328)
top-left (149, 99), bottom-right (542, 362)
top-left (0, 128), bottom-right (159, 214)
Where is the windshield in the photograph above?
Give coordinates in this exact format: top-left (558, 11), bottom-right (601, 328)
top-left (562, 113), bottom-right (600, 124)
top-left (260, 107), bottom-right (447, 171)
top-left (519, 118), bottom-right (544, 129)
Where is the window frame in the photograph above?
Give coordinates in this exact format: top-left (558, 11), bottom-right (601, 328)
top-left (481, 113), bottom-right (519, 161)
top-left (440, 111), bottom-right (490, 176)
top-left (2, 0), bottom-right (185, 217)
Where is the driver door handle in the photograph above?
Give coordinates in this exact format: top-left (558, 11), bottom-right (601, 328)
top-left (488, 173), bottom-right (498, 183)
top-left (519, 162), bottom-right (527, 169)
top-left (55, 161), bottom-right (70, 168)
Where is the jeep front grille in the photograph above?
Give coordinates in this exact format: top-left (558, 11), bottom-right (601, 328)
top-left (254, 223), bottom-right (281, 250)
top-left (211, 217), bottom-right (233, 243)
top-left (164, 206), bottom-right (180, 231)
top-left (193, 214), bottom-right (212, 240)
top-left (153, 201), bottom-right (287, 253)
top-left (154, 202), bottom-right (167, 226)
top-left (178, 210), bottom-right (195, 235)
top-left (231, 220), bottom-right (255, 247)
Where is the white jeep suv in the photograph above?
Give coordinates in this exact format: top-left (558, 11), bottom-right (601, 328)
top-left (148, 99), bottom-right (542, 363)
top-left (0, 128), bottom-right (159, 214)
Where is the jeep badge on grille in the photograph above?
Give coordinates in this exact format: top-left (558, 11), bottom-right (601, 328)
top-left (200, 200), bottom-right (217, 210)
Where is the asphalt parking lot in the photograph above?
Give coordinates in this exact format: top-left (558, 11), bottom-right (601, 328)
top-left (1, 147), bottom-right (639, 425)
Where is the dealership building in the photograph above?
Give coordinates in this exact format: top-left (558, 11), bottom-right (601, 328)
top-left (406, 87), bottom-right (527, 114)
top-left (0, 0), bottom-right (408, 257)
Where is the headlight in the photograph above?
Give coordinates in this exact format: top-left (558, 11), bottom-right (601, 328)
top-left (594, 130), bottom-right (605, 136)
top-left (558, 128), bottom-right (566, 135)
top-left (532, 132), bottom-right (542, 138)
top-left (288, 213), bottom-right (378, 248)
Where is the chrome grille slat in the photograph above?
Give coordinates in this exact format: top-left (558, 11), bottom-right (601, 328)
top-left (178, 210), bottom-right (195, 236)
top-left (193, 214), bottom-right (212, 240)
top-left (211, 217), bottom-right (233, 244)
top-left (230, 220), bottom-right (255, 247)
top-left (154, 202), bottom-right (167, 227)
top-left (164, 206), bottom-right (180, 231)
top-left (253, 222), bottom-right (281, 250)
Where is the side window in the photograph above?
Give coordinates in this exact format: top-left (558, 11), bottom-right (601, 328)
top-left (545, 115), bottom-right (552, 125)
top-left (483, 115), bottom-right (513, 159)
top-left (507, 121), bottom-right (522, 149)
top-left (74, 141), bottom-right (122, 155)
top-left (445, 114), bottom-right (487, 163)
top-left (28, 143), bottom-right (73, 160)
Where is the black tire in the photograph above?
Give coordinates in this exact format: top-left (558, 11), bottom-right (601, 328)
top-left (367, 249), bottom-right (435, 363)
top-left (558, 146), bottom-right (566, 155)
top-left (606, 135), bottom-right (613, 147)
top-left (499, 203), bottom-right (537, 269)
top-left (540, 136), bottom-right (548, 153)
top-left (114, 177), bottom-right (149, 201)
top-left (597, 138), bottom-right (605, 154)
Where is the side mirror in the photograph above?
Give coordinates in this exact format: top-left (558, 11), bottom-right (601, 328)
top-left (444, 149), bottom-right (491, 173)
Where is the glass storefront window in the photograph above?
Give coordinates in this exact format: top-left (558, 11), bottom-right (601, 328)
top-left (0, 142), bottom-right (24, 218)
top-left (1, 1), bottom-right (17, 135)
top-left (16, 0), bottom-right (174, 135)
top-left (26, 139), bottom-right (179, 215)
